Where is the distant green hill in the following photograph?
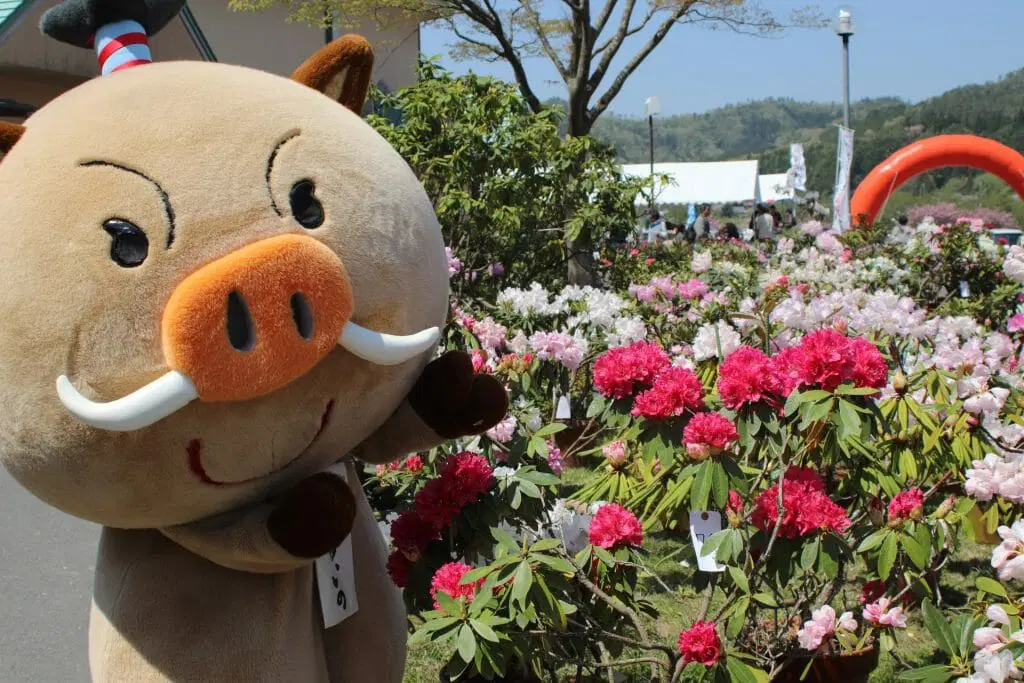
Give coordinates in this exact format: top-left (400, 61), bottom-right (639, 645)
top-left (585, 67), bottom-right (1024, 199)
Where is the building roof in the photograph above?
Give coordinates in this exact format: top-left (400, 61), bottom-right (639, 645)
top-left (0, 0), bottom-right (33, 43)
top-left (621, 160), bottom-right (762, 205)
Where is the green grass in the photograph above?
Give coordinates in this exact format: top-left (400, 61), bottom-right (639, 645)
top-left (402, 467), bottom-right (993, 681)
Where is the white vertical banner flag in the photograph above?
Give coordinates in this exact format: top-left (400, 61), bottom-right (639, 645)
top-left (832, 126), bottom-right (855, 232)
top-left (788, 143), bottom-right (806, 192)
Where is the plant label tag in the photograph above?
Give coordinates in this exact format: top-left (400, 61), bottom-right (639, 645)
top-left (959, 280), bottom-right (970, 298)
top-left (315, 461), bottom-right (359, 629)
top-left (689, 511), bottom-right (726, 573)
top-left (555, 394), bottom-right (572, 420)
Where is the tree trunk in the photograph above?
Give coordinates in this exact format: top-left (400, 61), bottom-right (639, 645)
top-left (564, 98), bottom-right (598, 287)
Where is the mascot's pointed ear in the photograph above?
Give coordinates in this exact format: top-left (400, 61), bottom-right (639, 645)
top-left (0, 122), bottom-right (25, 159)
top-left (291, 35), bottom-right (374, 115)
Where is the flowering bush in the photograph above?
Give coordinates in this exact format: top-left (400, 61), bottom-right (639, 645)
top-left (362, 215), bottom-right (1024, 682)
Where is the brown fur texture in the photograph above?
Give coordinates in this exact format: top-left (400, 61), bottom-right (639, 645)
top-left (0, 35), bottom-right (507, 683)
top-left (0, 121), bottom-right (24, 155)
top-left (291, 34), bottom-right (375, 115)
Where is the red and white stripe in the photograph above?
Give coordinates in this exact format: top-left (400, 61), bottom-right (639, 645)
top-left (93, 20), bottom-right (152, 75)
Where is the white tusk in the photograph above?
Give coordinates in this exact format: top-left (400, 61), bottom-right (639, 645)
top-left (338, 321), bottom-right (440, 366)
top-left (56, 370), bottom-right (199, 432)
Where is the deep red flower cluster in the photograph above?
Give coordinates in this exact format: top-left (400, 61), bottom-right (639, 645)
top-left (592, 341), bottom-right (670, 399)
top-left (717, 346), bottom-right (781, 410)
top-left (751, 467), bottom-right (851, 539)
top-left (631, 366), bottom-right (705, 420)
top-left (683, 412), bottom-right (740, 449)
top-left (677, 621), bottom-right (722, 667)
top-left (717, 332), bottom-right (889, 410)
top-left (387, 452), bottom-right (495, 587)
top-left (429, 562), bottom-right (484, 610)
top-left (588, 503), bottom-right (644, 550)
top-left (888, 488), bottom-right (924, 522)
top-left (774, 330), bottom-right (888, 394)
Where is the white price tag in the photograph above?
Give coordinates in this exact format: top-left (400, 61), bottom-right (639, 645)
top-left (315, 462), bottom-right (359, 628)
top-left (689, 511), bottom-right (725, 573)
top-left (555, 394), bottom-right (572, 420)
top-left (959, 280), bottom-right (970, 298)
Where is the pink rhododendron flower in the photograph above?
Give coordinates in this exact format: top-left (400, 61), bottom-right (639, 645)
top-left (838, 611), bottom-right (857, 632)
top-left (677, 278), bottom-right (709, 299)
top-left (471, 348), bottom-right (489, 373)
top-left (547, 444), bottom-right (565, 475)
top-left (752, 467), bottom-right (851, 538)
top-left (717, 346), bottom-right (782, 410)
top-left (797, 605), bottom-right (836, 650)
top-left (631, 367), bottom-right (705, 420)
top-left (862, 598), bottom-right (908, 628)
top-left (992, 521), bottom-right (1024, 581)
top-left (588, 503), bottom-right (643, 550)
top-left (888, 488), bottom-right (925, 522)
top-left (1009, 314), bottom-right (1024, 333)
top-left (974, 627), bottom-right (1008, 649)
top-left (430, 562), bottom-right (483, 609)
top-left (603, 440), bottom-right (628, 468)
top-left (445, 247), bottom-right (462, 276)
top-left (593, 341), bottom-right (670, 399)
top-left (683, 412), bottom-right (739, 450)
top-left (677, 621), bottom-right (722, 666)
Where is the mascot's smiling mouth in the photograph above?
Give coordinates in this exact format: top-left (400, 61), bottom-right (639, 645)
top-left (187, 400), bottom-right (336, 486)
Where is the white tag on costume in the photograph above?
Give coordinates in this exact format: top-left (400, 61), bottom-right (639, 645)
top-left (315, 462), bottom-right (360, 628)
top-left (555, 394), bottom-right (572, 419)
top-left (689, 511), bottom-right (725, 573)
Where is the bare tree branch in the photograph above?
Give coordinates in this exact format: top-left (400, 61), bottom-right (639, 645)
top-left (517, 0), bottom-right (570, 78)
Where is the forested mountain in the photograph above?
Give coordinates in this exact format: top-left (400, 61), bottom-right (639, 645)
top-left (585, 67), bottom-right (1024, 197)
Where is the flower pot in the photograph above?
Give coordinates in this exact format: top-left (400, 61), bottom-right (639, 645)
top-left (969, 506), bottom-right (1001, 545)
top-left (772, 645), bottom-right (879, 683)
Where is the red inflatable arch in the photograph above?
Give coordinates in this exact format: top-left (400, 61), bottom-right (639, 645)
top-left (850, 134), bottom-right (1024, 226)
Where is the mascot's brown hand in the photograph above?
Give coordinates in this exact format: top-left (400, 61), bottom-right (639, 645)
top-left (268, 472), bottom-right (356, 558)
top-left (408, 351), bottom-right (509, 439)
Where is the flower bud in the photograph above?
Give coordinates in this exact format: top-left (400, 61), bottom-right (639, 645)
top-left (933, 496), bottom-right (955, 520)
top-left (602, 440), bottom-right (628, 469)
top-left (893, 371), bottom-right (908, 395)
top-left (686, 443), bottom-right (711, 462)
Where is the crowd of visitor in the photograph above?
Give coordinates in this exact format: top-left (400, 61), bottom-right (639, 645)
top-left (639, 201), bottom-right (797, 246)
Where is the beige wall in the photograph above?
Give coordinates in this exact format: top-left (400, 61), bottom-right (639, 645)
top-left (0, 0), bottom-right (203, 78)
top-left (185, 0), bottom-right (419, 90)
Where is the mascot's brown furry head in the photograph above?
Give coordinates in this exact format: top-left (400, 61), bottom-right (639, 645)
top-left (0, 0), bottom-right (507, 531)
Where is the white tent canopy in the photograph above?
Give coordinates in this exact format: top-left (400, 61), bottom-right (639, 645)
top-left (621, 160), bottom-right (761, 205)
top-left (758, 173), bottom-right (795, 203)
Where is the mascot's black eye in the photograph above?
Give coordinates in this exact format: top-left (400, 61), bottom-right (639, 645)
top-left (289, 179), bottom-right (324, 229)
top-left (102, 219), bottom-right (149, 268)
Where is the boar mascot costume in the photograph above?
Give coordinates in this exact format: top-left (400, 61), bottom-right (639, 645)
top-left (0, 0), bottom-right (508, 680)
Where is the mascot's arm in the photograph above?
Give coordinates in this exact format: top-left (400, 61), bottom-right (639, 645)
top-left (160, 471), bottom-right (356, 573)
top-left (352, 351), bottom-right (509, 464)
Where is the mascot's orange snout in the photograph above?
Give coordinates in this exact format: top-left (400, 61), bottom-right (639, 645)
top-left (162, 234), bottom-right (354, 402)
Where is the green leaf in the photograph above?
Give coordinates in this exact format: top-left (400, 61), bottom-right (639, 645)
top-left (857, 529), bottom-right (889, 553)
top-left (800, 536), bottom-right (820, 571)
top-left (879, 531), bottom-right (898, 580)
top-left (977, 576), bottom-right (1009, 598)
top-left (470, 619), bottom-right (499, 643)
top-left (457, 623), bottom-right (476, 663)
top-left (901, 534), bottom-right (929, 570)
top-left (898, 665), bottom-right (953, 682)
top-left (533, 554), bottom-right (575, 575)
top-left (490, 527), bottom-right (519, 551)
top-left (838, 399), bottom-right (861, 437)
top-left (461, 565), bottom-right (494, 585)
top-left (435, 590), bottom-right (463, 618)
top-left (528, 538), bottom-right (562, 553)
top-left (783, 389), bottom-right (806, 418)
top-left (727, 597), bottom-right (750, 639)
top-left (586, 395), bottom-right (606, 418)
top-left (511, 561), bottom-right (533, 605)
top-left (728, 565), bottom-right (750, 593)
top-left (691, 460), bottom-right (713, 510)
top-left (593, 546), bottom-right (616, 566)
top-left (921, 600), bottom-right (955, 656)
top-left (533, 423), bottom-right (567, 438)
top-left (725, 655), bottom-right (762, 683)
top-left (752, 592), bottom-right (778, 607)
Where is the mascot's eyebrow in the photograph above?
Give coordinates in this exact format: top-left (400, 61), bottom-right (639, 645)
top-left (79, 160), bottom-right (177, 248)
top-left (266, 130), bottom-right (302, 217)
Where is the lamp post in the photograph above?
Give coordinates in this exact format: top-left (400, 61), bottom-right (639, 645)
top-left (836, 8), bottom-right (854, 129)
top-left (644, 96), bottom-right (660, 206)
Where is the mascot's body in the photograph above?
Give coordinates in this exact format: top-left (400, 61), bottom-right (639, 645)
top-left (0, 1), bottom-right (508, 681)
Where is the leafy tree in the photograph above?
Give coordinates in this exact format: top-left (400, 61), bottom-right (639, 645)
top-left (231, 0), bottom-right (823, 137)
top-left (365, 60), bottom-right (648, 297)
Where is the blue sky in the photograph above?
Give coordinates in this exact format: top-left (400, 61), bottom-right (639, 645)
top-left (419, 0), bottom-right (1024, 117)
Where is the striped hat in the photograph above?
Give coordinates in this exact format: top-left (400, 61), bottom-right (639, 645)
top-left (91, 19), bottom-right (152, 75)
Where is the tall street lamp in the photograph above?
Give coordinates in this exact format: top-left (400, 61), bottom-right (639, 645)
top-left (645, 96), bottom-right (660, 205)
top-left (836, 8), bottom-right (854, 129)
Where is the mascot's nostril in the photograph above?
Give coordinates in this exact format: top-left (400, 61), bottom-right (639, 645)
top-left (226, 291), bottom-right (255, 351)
top-left (290, 292), bottom-right (315, 340)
